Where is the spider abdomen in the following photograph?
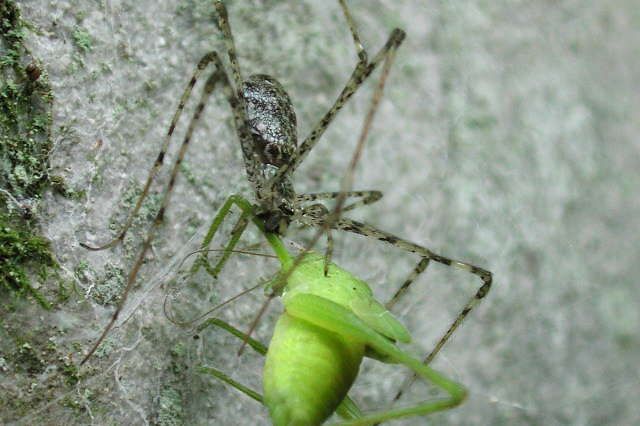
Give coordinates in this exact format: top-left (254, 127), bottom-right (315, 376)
top-left (243, 74), bottom-right (297, 168)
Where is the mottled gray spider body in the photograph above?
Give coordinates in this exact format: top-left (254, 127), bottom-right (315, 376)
top-left (241, 74), bottom-right (297, 234)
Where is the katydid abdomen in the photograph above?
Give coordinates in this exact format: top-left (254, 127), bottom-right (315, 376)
top-left (263, 312), bottom-right (364, 426)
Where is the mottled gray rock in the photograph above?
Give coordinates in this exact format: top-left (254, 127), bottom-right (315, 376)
top-left (7, 0), bottom-right (639, 425)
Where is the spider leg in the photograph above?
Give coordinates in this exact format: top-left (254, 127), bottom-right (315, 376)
top-left (81, 54), bottom-right (249, 365)
top-left (324, 45), bottom-right (400, 271)
top-left (312, 215), bottom-right (492, 400)
top-left (291, 29), bottom-right (402, 275)
top-left (214, 1), bottom-right (267, 191)
top-left (338, 0), bottom-right (368, 64)
top-left (296, 190), bottom-right (383, 213)
top-left (392, 280), bottom-right (490, 402)
top-left (324, 230), bottom-right (335, 276)
top-left (296, 191), bottom-right (382, 275)
top-left (315, 9), bottom-right (403, 276)
top-left (386, 257), bottom-right (431, 310)
top-left (335, 216), bottom-right (492, 325)
top-left (83, 3), bottom-right (257, 253)
top-left (214, 1), bottom-right (243, 89)
top-left (81, 52), bottom-right (220, 251)
top-left (268, 23), bottom-right (405, 185)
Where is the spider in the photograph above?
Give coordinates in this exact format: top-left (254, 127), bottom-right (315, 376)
top-left (79, 2), bottom-right (492, 405)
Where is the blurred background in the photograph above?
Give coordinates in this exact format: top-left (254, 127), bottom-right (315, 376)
top-left (2, 0), bottom-right (639, 424)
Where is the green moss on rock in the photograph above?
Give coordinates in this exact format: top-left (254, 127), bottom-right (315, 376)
top-left (0, 214), bottom-right (57, 308)
top-left (0, 1), bottom-right (60, 308)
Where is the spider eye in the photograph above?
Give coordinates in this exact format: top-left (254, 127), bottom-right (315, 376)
top-left (264, 142), bottom-right (282, 164)
top-left (280, 203), bottom-right (294, 216)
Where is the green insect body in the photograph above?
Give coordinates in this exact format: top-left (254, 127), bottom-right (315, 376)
top-left (264, 312), bottom-right (363, 425)
top-left (189, 232), bottom-right (455, 425)
top-left (263, 253), bottom-right (411, 425)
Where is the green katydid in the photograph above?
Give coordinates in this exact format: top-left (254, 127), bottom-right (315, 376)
top-left (191, 226), bottom-right (468, 425)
